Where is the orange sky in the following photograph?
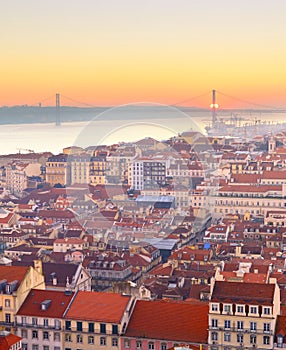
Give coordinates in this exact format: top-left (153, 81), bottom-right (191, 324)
top-left (1, 0), bottom-right (286, 108)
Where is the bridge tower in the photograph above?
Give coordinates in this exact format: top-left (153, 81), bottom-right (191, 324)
top-left (210, 89), bottom-right (218, 128)
top-left (56, 93), bottom-right (61, 126)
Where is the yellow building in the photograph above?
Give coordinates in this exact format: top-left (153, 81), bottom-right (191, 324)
top-left (208, 280), bottom-right (280, 350)
top-left (0, 263), bottom-right (45, 331)
top-left (64, 291), bottom-right (134, 350)
top-left (90, 156), bottom-right (107, 185)
top-left (45, 154), bottom-right (70, 187)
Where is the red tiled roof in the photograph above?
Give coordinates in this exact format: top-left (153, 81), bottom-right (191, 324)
top-left (0, 265), bottom-right (30, 290)
top-left (211, 281), bottom-right (275, 305)
top-left (17, 289), bottom-right (74, 318)
top-left (219, 184), bottom-right (282, 193)
top-left (125, 300), bottom-right (208, 343)
top-left (65, 291), bottom-right (131, 323)
top-left (0, 333), bottom-right (22, 349)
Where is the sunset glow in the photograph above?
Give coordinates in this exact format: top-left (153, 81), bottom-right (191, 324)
top-left (1, 0), bottom-right (286, 108)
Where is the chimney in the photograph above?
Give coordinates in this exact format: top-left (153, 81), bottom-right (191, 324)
top-left (33, 260), bottom-right (43, 275)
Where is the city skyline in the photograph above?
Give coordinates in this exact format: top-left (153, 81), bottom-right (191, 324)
top-left (1, 0), bottom-right (286, 108)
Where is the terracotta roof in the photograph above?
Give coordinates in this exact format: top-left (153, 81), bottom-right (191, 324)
top-left (125, 300), bottom-right (208, 343)
top-left (17, 289), bottom-right (74, 318)
top-left (211, 281), bottom-right (275, 305)
top-left (0, 265), bottom-right (30, 290)
top-left (0, 333), bottom-right (22, 349)
top-left (65, 291), bottom-right (131, 322)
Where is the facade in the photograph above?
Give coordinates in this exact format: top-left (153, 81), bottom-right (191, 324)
top-left (0, 331), bottom-right (22, 350)
top-left (15, 289), bottom-right (74, 350)
top-left (45, 154), bottom-right (70, 187)
top-left (129, 158), bottom-right (168, 191)
top-left (0, 265), bottom-right (45, 331)
top-left (208, 280), bottom-right (280, 350)
top-left (213, 184), bottom-right (286, 218)
top-left (63, 292), bottom-right (134, 350)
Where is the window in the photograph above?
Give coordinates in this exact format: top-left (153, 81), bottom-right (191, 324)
top-left (54, 347), bottom-right (60, 350)
top-left (211, 332), bottom-right (218, 341)
top-left (250, 306), bottom-right (257, 314)
top-left (277, 334), bottom-right (284, 348)
top-left (224, 305), bottom-right (231, 313)
top-left (112, 324), bottom-right (118, 334)
top-left (250, 322), bottom-right (257, 331)
top-left (264, 307), bottom-right (271, 315)
top-left (76, 322), bottom-right (82, 332)
top-left (65, 321), bottom-right (71, 331)
top-left (43, 331), bottom-right (49, 340)
top-left (112, 338), bottom-right (118, 347)
top-left (148, 342), bottom-right (154, 350)
top-left (100, 337), bottom-right (106, 346)
top-left (161, 343), bottom-right (167, 350)
top-left (263, 336), bottom-right (270, 345)
top-left (21, 329), bottom-right (27, 338)
top-left (44, 319), bottom-right (49, 327)
top-left (237, 305), bottom-right (244, 313)
top-left (264, 323), bottom-right (271, 332)
top-left (32, 330), bottom-right (38, 339)
top-left (32, 346), bottom-right (38, 350)
top-left (54, 333), bottom-right (60, 342)
top-left (22, 344), bottom-right (28, 350)
top-left (211, 319), bottom-right (218, 328)
top-left (124, 339), bottom-right (130, 348)
top-left (65, 334), bottom-right (72, 342)
top-left (76, 335), bottom-right (83, 343)
top-left (211, 304), bottom-right (218, 312)
top-left (32, 317), bottom-right (38, 326)
top-left (224, 320), bottom-right (230, 329)
top-left (4, 299), bottom-right (10, 308)
top-left (100, 323), bottom-right (106, 334)
top-left (250, 335), bottom-right (257, 344)
top-left (237, 334), bottom-right (243, 343)
top-left (43, 346), bottom-right (49, 350)
top-left (55, 319), bottom-right (61, 330)
top-left (21, 317), bottom-right (27, 325)
top-left (88, 336), bottom-right (94, 344)
top-left (224, 333), bottom-right (231, 342)
top-left (5, 314), bottom-right (11, 324)
top-left (136, 341), bottom-right (142, 349)
top-left (88, 322), bottom-right (94, 333)
top-left (237, 321), bottom-right (244, 330)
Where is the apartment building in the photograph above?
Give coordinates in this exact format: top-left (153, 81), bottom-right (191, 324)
top-left (129, 157), bottom-right (168, 191)
top-left (213, 184), bottom-right (286, 218)
top-left (45, 154), bottom-right (70, 187)
top-left (16, 289), bottom-right (74, 350)
top-left (63, 292), bottom-right (134, 350)
top-left (0, 265), bottom-right (45, 331)
top-left (208, 280), bottom-right (280, 350)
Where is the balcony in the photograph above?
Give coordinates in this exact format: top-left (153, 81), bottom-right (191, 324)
top-left (16, 322), bottom-right (61, 330)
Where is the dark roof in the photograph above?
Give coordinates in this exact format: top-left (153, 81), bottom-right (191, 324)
top-left (211, 281), bottom-right (275, 305)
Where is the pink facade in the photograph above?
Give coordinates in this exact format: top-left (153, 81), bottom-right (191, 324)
top-left (121, 337), bottom-right (177, 350)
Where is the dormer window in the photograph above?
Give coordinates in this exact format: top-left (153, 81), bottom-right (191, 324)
top-left (250, 306), bottom-right (257, 314)
top-left (236, 305), bottom-right (244, 313)
top-left (263, 307), bottom-right (271, 315)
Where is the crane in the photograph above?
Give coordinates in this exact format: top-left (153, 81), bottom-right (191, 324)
top-left (16, 148), bottom-right (35, 154)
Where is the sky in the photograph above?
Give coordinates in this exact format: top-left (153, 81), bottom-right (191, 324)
top-left (1, 0), bottom-right (286, 108)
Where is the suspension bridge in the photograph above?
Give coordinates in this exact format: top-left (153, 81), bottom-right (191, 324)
top-left (2, 90), bottom-right (286, 127)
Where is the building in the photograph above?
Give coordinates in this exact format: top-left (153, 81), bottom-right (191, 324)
top-left (208, 280), bottom-right (280, 350)
top-left (0, 264), bottom-right (45, 331)
top-left (45, 154), bottom-right (70, 187)
top-left (15, 289), bottom-right (74, 350)
top-left (63, 291), bottom-right (134, 350)
top-left (0, 331), bottom-right (22, 350)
